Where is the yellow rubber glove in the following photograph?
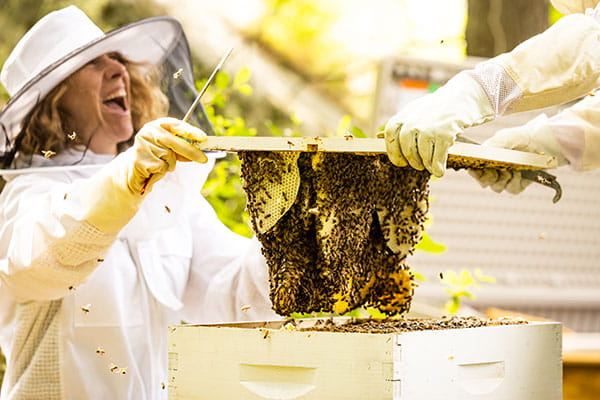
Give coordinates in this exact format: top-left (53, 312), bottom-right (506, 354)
top-left (80, 117), bottom-right (207, 233)
top-left (384, 72), bottom-right (495, 177)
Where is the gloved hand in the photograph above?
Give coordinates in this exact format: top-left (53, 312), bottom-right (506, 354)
top-left (80, 117), bottom-right (207, 233)
top-left (468, 169), bottom-right (532, 194)
top-left (384, 72), bottom-right (495, 177)
top-left (469, 114), bottom-right (567, 194)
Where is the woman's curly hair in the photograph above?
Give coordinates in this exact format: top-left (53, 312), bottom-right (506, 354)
top-left (16, 53), bottom-right (168, 157)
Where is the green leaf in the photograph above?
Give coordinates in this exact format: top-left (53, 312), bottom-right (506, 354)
top-left (290, 112), bottom-right (302, 126)
top-left (237, 83), bottom-right (253, 96)
top-left (212, 93), bottom-right (226, 108)
top-left (458, 269), bottom-right (476, 287)
top-left (445, 298), bottom-right (461, 314)
top-left (215, 71), bottom-right (230, 90)
top-left (336, 115), bottom-right (352, 136)
top-left (349, 126), bottom-right (367, 138)
top-left (415, 232), bottom-right (446, 253)
top-left (233, 67), bottom-right (251, 86)
top-left (363, 307), bottom-right (387, 319)
top-left (411, 269), bottom-right (427, 282)
top-left (474, 268), bottom-right (497, 283)
top-left (453, 290), bottom-right (475, 300)
top-left (265, 120), bottom-right (283, 136)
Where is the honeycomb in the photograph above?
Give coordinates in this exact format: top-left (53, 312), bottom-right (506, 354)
top-left (239, 151), bottom-right (430, 316)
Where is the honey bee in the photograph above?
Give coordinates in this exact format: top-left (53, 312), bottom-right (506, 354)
top-left (41, 150), bottom-right (56, 158)
top-left (173, 68), bottom-right (183, 79)
top-left (259, 328), bottom-right (271, 339)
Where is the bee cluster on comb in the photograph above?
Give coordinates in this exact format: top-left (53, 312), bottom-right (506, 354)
top-left (239, 151), bottom-right (430, 316)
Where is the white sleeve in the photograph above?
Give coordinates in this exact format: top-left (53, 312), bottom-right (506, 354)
top-left (546, 92), bottom-right (600, 171)
top-left (467, 13), bottom-right (600, 115)
top-left (180, 192), bottom-right (280, 323)
top-left (0, 173), bottom-right (116, 302)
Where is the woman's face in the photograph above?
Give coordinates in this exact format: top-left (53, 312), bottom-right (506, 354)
top-left (59, 53), bottom-right (133, 155)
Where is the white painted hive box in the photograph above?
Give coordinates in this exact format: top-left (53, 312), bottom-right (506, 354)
top-left (167, 319), bottom-right (562, 400)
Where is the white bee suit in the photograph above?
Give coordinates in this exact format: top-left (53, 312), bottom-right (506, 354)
top-left (0, 151), bottom-right (278, 399)
top-left (466, 3), bottom-right (600, 190)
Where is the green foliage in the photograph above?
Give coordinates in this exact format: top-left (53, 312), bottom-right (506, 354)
top-left (440, 268), bottom-right (496, 314)
top-left (201, 69), bottom-right (258, 238)
top-left (549, 3), bottom-right (564, 25)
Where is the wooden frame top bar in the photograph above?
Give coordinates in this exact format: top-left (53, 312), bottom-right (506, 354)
top-left (195, 136), bottom-right (557, 170)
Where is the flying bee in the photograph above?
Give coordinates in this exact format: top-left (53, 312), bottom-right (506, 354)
top-left (67, 131), bottom-right (77, 141)
top-left (81, 304), bottom-right (91, 313)
top-left (41, 150), bottom-right (56, 158)
top-left (97, 258), bottom-right (104, 263)
top-left (118, 367), bottom-right (127, 375)
top-left (240, 304), bottom-right (251, 311)
top-left (259, 328), bottom-right (271, 339)
top-left (109, 363), bottom-right (119, 373)
top-left (164, 205), bottom-right (171, 213)
top-left (173, 68), bottom-right (183, 79)
top-left (95, 347), bottom-right (105, 355)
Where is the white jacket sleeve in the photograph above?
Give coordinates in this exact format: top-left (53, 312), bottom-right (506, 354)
top-left (0, 173), bottom-right (116, 302)
top-left (467, 11), bottom-right (600, 115)
top-left (539, 92), bottom-right (600, 171)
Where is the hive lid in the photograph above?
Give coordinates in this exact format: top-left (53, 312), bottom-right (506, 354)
top-left (191, 136), bottom-right (557, 170)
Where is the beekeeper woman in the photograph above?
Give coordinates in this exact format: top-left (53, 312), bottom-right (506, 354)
top-left (384, 0), bottom-right (600, 194)
top-left (0, 6), bottom-right (277, 399)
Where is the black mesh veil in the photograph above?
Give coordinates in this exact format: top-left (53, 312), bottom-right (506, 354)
top-left (159, 31), bottom-right (215, 136)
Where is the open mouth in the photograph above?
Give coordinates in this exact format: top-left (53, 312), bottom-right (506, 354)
top-left (102, 90), bottom-right (128, 112)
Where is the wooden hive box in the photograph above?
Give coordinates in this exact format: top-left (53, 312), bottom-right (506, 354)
top-left (167, 318), bottom-right (562, 400)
